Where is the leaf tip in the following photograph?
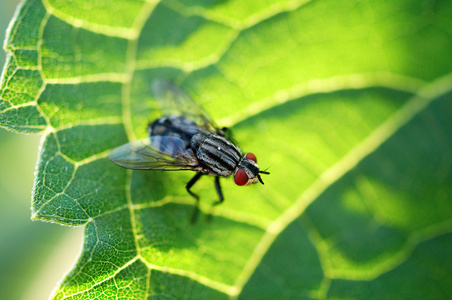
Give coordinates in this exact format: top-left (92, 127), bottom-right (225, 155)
top-left (30, 212), bottom-right (40, 221)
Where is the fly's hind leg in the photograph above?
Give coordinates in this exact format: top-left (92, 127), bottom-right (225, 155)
top-left (206, 176), bottom-right (224, 222)
top-left (186, 172), bottom-right (203, 224)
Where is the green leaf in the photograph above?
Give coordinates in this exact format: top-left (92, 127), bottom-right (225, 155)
top-left (2, 0), bottom-right (452, 299)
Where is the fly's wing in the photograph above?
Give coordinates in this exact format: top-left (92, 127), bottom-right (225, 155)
top-left (152, 79), bottom-right (221, 134)
top-left (108, 136), bottom-right (199, 171)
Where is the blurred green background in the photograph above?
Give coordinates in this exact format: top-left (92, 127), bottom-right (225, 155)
top-left (0, 1), bottom-right (82, 299)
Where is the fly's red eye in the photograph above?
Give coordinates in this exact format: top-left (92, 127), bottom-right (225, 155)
top-left (234, 169), bottom-right (248, 186)
top-left (246, 152), bottom-right (257, 163)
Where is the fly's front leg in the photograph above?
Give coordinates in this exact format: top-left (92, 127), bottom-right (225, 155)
top-left (186, 172), bottom-right (202, 224)
top-left (214, 176), bottom-right (224, 204)
top-left (206, 176), bottom-right (224, 222)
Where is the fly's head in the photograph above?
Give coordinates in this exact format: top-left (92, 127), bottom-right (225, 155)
top-left (234, 153), bottom-right (269, 186)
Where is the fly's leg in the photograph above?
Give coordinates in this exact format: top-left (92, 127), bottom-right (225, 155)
top-left (214, 176), bottom-right (224, 204)
top-left (186, 172), bottom-right (202, 199)
top-left (220, 127), bottom-right (234, 141)
top-left (206, 176), bottom-right (224, 222)
top-left (220, 127), bottom-right (229, 134)
top-left (186, 172), bottom-right (203, 224)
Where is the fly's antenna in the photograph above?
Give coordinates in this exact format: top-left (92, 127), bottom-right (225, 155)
top-left (257, 169), bottom-right (270, 184)
top-left (259, 166), bottom-right (270, 174)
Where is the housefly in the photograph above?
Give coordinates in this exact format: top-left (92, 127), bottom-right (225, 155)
top-left (109, 80), bottom-right (269, 222)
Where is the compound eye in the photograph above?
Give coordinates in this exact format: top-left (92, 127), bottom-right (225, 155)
top-left (245, 152), bottom-right (257, 163)
top-left (234, 168), bottom-right (249, 186)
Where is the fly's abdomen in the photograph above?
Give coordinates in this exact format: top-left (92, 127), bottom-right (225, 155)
top-left (194, 133), bottom-right (242, 176)
top-left (148, 115), bottom-right (200, 142)
top-left (148, 115), bottom-right (200, 153)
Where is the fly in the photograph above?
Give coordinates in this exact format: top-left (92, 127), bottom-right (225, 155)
top-left (109, 80), bottom-right (269, 222)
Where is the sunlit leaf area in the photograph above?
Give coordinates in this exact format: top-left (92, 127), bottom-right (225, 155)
top-left (1, 0), bottom-right (451, 299)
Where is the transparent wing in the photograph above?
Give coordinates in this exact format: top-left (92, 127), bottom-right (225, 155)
top-left (151, 79), bottom-right (221, 134)
top-left (108, 136), bottom-right (200, 171)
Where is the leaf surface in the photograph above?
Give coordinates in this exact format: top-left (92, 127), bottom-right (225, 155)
top-left (1, 0), bottom-right (452, 299)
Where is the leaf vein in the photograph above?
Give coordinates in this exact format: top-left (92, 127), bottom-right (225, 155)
top-left (219, 72), bottom-right (426, 128)
top-left (230, 72), bottom-right (452, 297)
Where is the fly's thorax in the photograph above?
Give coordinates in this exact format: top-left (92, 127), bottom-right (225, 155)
top-left (192, 133), bottom-right (242, 177)
top-left (189, 132), bottom-right (207, 151)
